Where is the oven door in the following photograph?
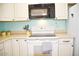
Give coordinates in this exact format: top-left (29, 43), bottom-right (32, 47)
top-left (27, 39), bottom-right (58, 56)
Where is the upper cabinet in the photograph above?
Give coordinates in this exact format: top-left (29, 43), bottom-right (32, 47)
top-left (0, 3), bottom-right (28, 21)
top-left (14, 3), bottom-right (28, 21)
top-left (0, 3), bottom-right (68, 21)
top-left (0, 3), bottom-right (14, 21)
top-left (55, 3), bottom-right (68, 19)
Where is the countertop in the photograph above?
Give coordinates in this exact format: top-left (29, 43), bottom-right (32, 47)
top-left (0, 31), bottom-right (74, 42)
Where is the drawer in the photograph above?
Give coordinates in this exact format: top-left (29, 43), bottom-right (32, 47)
top-left (59, 39), bottom-right (73, 45)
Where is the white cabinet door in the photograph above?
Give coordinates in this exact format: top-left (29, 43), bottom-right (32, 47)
top-left (12, 39), bottom-right (20, 56)
top-left (19, 39), bottom-right (28, 56)
top-left (4, 39), bottom-right (12, 56)
top-left (0, 41), bottom-right (4, 56)
top-left (12, 38), bottom-right (28, 56)
top-left (59, 39), bottom-right (73, 56)
top-left (0, 3), bottom-right (14, 21)
top-left (55, 3), bottom-right (68, 19)
top-left (14, 3), bottom-right (28, 21)
top-left (59, 45), bottom-right (73, 56)
top-left (27, 39), bottom-right (58, 56)
top-left (0, 3), bottom-right (28, 21)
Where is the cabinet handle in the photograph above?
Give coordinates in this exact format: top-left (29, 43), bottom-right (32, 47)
top-left (24, 40), bottom-right (26, 41)
top-left (63, 41), bottom-right (70, 42)
top-left (71, 13), bottom-right (74, 17)
top-left (72, 45), bottom-right (74, 47)
top-left (16, 40), bottom-right (18, 42)
top-left (0, 48), bottom-right (3, 51)
top-left (12, 19), bottom-right (15, 21)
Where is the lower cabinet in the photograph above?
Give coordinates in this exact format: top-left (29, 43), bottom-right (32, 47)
top-left (58, 39), bottom-right (73, 56)
top-left (0, 41), bottom-right (4, 56)
top-left (12, 38), bottom-right (28, 56)
top-left (59, 45), bottom-right (73, 56)
top-left (0, 38), bottom-right (74, 56)
top-left (19, 39), bottom-right (28, 56)
top-left (12, 39), bottom-right (20, 56)
top-left (4, 39), bottom-right (12, 56)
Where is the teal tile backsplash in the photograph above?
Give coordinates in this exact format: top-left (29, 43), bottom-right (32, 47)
top-left (0, 19), bottom-right (67, 32)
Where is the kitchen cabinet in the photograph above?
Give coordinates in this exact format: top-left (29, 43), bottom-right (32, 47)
top-left (0, 3), bottom-right (14, 21)
top-left (0, 3), bottom-right (28, 21)
top-left (27, 39), bottom-right (58, 56)
top-left (55, 3), bottom-right (68, 19)
top-left (12, 39), bottom-right (20, 56)
top-left (0, 41), bottom-right (4, 56)
top-left (14, 3), bottom-right (28, 21)
top-left (59, 39), bottom-right (73, 56)
top-left (19, 39), bottom-right (28, 56)
top-left (12, 38), bottom-right (28, 56)
top-left (4, 39), bottom-right (12, 56)
top-left (0, 37), bottom-right (73, 56)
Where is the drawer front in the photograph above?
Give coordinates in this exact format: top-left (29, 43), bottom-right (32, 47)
top-left (59, 39), bottom-right (73, 45)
